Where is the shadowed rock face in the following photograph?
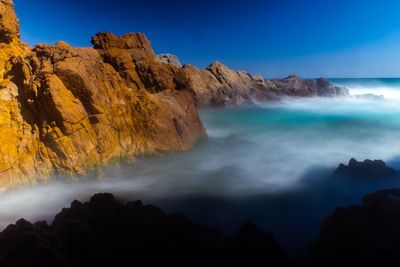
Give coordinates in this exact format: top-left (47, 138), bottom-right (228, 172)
top-left (309, 189), bottom-right (400, 267)
top-left (0, 193), bottom-right (290, 267)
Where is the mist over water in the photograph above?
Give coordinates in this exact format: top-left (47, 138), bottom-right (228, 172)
top-left (2, 78), bottom-right (400, 260)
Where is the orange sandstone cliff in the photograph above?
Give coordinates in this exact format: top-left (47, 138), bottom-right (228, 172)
top-left (0, 1), bottom-right (348, 189)
top-left (0, 0), bottom-right (205, 189)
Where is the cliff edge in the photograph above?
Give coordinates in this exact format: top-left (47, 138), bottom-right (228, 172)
top-left (0, 1), bottom-right (205, 189)
top-left (0, 1), bottom-right (348, 188)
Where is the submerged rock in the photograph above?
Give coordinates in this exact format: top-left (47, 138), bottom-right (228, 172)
top-left (0, 193), bottom-right (290, 267)
top-left (333, 158), bottom-right (398, 181)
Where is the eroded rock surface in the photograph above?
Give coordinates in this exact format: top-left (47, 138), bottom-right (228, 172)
top-left (184, 63), bottom-right (348, 106)
top-left (0, 0), bottom-right (19, 43)
top-left (0, 2), bottom-right (205, 188)
top-left (157, 53), bottom-right (182, 67)
top-left (0, 1), bottom-right (348, 188)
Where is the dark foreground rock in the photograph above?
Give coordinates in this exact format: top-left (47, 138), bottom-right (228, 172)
top-left (0, 193), bottom-right (290, 267)
top-left (308, 189), bottom-right (400, 267)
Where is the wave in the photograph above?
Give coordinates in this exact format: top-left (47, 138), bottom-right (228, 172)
top-left (330, 78), bottom-right (400, 100)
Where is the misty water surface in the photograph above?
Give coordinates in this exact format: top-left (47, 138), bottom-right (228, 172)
top-left (2, 79), bottom-right (400, 259)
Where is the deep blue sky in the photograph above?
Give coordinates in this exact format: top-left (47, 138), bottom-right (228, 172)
top-left (14, 0), bottom-right (400, 78)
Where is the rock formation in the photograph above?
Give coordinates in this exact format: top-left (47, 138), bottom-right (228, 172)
top-left (0, 0), bottom-right (19, 43)
top-left (0, 1), bottom-right (349, 188)
top-left (308, 189), bottom-right (400, 267)
top-left (0, 1), bottom-right (205, 189)
top-left (0, 193), bottom-right (290, 267)
top-left (183, 64), bottom-right (348, 106)
top-left (157, 53), bottom-right (182, 67)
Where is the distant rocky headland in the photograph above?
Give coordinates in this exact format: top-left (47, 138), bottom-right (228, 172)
top-left (0, 0), bottom-right (348, 188)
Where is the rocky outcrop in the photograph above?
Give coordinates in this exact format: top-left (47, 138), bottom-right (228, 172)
top-left (0, 1), bottom-right (349, 188)
top-left (183, 61), bottom-right (275, 106)
top-left (333, 158), bottom-right (398, 181)
top-left (184, 63), bottom-right (348, 106)
top-left (0, 2), bottom-right (205, 189)
top-left (308, 189), bottom-right (400, 267)
top-left (270, 75), bottom-right (348, 97)
top-left (91, 32), bottom-right (192, 94)
top-left (0, 193), bottom-right (290, 267)
top-left (0, 0), bottom-right (19, 43)
top-left (90, 33), bottom-right (348, 107)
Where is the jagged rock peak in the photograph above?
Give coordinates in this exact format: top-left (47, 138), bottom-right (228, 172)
top-left (0, 0), bottom-right (19, 43)
top-left (157, 53), bottom-right (182, 67)
top-left (91, 32), bottom-right (155, 61)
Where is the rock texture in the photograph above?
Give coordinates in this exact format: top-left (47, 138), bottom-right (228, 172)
top-left (0, 193), bottom-right (290, 267)
top-left (91, 32), bottom-right (192, 94)
top-left (0, 0), bottom-right (19, 43)
top-left (184, 64), bottom-right (348, 106)
top-left (309, 189), bottom-right (400, 267)
top-left (0, 1), bottom-right (349, 188)
top-left (0, 2), bottom-right (205, 189)
top-left (90, 33), bottom-right (348, 107)
top-left (157, 53), bottom-right (182, 67)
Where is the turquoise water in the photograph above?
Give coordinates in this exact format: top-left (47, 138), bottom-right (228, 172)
top-left (330, 77), bottom-right (400, 87)
top-left (2, 79), bottom-right (400, 260)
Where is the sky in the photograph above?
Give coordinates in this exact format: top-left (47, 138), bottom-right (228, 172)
top-left (13, 0), bottom-right (400, 78)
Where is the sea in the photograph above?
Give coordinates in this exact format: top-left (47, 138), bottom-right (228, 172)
top-left (2, 78), bottom-right (400, 261)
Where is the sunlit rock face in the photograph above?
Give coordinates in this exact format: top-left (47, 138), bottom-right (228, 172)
top-left (0, 0), bottom-right (19, 43)
top-left (0, 2), bottom-right (206, 189)
top-left (0, 1), bottom-right (348, 189)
